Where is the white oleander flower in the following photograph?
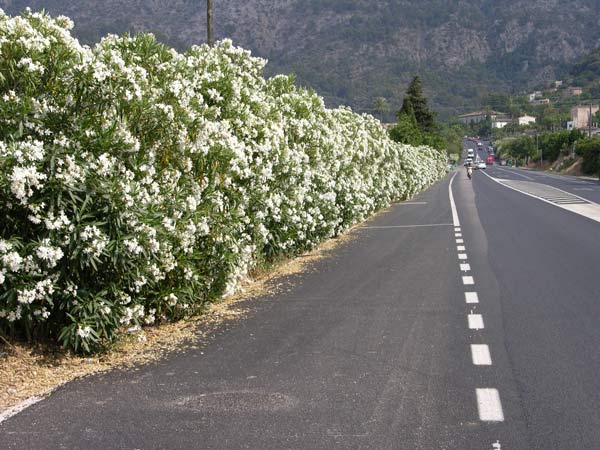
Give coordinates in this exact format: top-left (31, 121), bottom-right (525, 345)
top-left (76, 325), bottom-right (92, 339)
top-left (36, 240), bottom-right (64, 268)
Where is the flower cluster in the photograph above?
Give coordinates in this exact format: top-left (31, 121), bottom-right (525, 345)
top-left (0, 10), bottom-right (447, 352)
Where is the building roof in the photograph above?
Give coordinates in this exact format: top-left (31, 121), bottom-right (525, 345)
top-left (457, 110), bottom-right (503, 118)
top-left (571, 104), bottom-right (599, 111)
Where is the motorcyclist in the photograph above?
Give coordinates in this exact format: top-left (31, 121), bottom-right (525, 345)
top-left (466, 161), bottom-right (473, 179)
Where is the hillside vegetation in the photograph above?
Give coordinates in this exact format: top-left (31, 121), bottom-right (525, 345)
top-left (0, 11), bottom-right (446, 352)
top-left (571, 46), bottom-right (600, 97)
top-left (1, 1), bottom-right (599, 117)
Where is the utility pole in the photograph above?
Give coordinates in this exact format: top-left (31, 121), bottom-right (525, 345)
top-left (537, 131), bottom-right (542, 167)
top-left (207, 0), bottom-right (214, 46)
top-left (589, 102), bottom-right (592, 138)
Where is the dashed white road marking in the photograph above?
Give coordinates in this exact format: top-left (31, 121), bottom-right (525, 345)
top-left (471, 344), bottom-right (492, 365)
top-left (468, 314), bottom-right (484, 329)
top-left (449, 166), bottom-right (505, 426)
top-left (476, 388), bottom-right (504, 421)
top-left (465, 292), bottom-right (479, 304)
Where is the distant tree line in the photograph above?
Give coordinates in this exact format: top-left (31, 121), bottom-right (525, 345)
top-left (496, 130), bottom-right (600, 178)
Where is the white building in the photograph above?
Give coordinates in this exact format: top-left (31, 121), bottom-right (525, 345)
top-left (528, 91), bottom-right (542, 102)
top-left (531, 98), bottom-right (550, 105)
top-left (492, 117), bottom-right (512, 128)
top-left (518, 115), bottom-right (536, 126)
top-left (571, 105), bottom-right (599, 130)
top-left (457, 110), bottom-right (503, 124)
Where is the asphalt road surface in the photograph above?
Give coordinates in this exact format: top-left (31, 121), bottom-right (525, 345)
top-left (2, 156), bottom-right (600, 449)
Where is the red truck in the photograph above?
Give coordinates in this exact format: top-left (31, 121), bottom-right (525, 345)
top-left (486, 155), bottom-right (494, 165)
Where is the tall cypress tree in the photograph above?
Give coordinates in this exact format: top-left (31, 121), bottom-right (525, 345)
top-left (390, 101), bottom-right (422, 146)
top-left (399, 76), bottom-right (436, 134)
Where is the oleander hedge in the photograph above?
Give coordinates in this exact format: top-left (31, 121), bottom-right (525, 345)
top-left (0, 10), bottom-right (447, 352)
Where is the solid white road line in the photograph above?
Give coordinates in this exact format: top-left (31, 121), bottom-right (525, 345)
top-left (468, 314), bottom-right (484, 329)
top-left (465, 292), bottom-right (479, 304)
top-left (481, 171), bottom-right (600, 224)
top-left (458, 253), bottom-right (468, 260)
top-left (471, 344), bottom-right (492, 365)
top-left (476, 388), bottom-right (504, 421)
top-left (449, 172), bottom-right (461, 227)
top-left (457, 245), bottom-right (466, 251)
top-left (359, 224), bottom-right (454, 229)
top-left (460, 263), bottom-right (471, 272)
top-left (462, 276), bottom-right (474, 285)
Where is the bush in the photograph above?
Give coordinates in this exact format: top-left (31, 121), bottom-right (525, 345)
top-left (576, 136), bottom-right (600, 177)
top-left (0, 10), bottom-right (447, 352)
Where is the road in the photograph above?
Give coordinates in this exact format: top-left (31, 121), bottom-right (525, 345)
top-left (2, 148), bottom-right (600, 449)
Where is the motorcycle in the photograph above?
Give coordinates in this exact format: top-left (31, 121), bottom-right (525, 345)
top-left (467, 166), bottom-right (473, 180)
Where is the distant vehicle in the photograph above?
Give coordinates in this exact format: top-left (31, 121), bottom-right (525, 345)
top-left (486, 155), bottom-right (494, 165)
top-left (467, 148), bottom-right (474, 158)
top-left (477, 161), bottom-right (487, 169)
top-left (464, 157), bottom-right (473, 166)
top-left (477, 142), bottom-right (483, 147)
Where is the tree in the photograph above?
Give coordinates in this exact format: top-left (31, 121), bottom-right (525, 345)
top-left (593, 109), bottom-right (600, 127)
top-left (576, 136), bottom-right (600, 178)
top-left (372, 97), bottom-right (391, 122)
top-left (399, 76), bottom-right (436, 134)
top-left (390, 76), bottom-right (448, 152)
top-left (477, 115), bottom-right (492, 138)
top-left (389, 101), bottom-right (423, 146)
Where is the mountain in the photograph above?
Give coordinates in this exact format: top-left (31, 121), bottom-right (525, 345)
top-left (1, 0), bottom-right (600, 118)
top-left (570, 46), bottom-right (600, 96)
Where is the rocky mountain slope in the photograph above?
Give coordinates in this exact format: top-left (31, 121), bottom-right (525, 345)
top-left (1, 0), bottom-right (599, 117)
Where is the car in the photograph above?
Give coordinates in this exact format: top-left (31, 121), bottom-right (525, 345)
top-left (477, 161), bottom-right (487, 169)
top-left (464, 157), bottom-right (473, 166)
top-left (477, 141), bottom-right (483, 147)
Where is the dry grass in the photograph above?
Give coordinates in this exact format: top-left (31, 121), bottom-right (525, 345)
top-left (0, 226), bottom-right (361, 414)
